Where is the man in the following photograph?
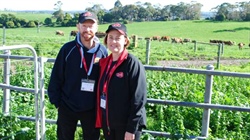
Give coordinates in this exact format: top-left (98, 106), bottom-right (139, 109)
top-left (48, 11), bottom-right (108, 140)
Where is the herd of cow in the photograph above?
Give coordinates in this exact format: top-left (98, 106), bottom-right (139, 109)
top-left (55, 30), bottom-right (106, 38)
top-left (143, 35), bottom-right (249, 50)
top-left (209, 39), bottom-right (249, 50)
top-left (55, 30), bottom-right (249, 50)
top-left (143, 36), bottom-right (192, 44)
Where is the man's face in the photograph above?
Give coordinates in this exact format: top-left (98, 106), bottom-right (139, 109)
top-left (77, 20), bottom-right (98, 41)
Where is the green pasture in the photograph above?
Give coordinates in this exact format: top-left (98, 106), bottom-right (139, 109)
top-left (102, 21), bottom-right (250, 45)
top-left (0, 20), bottom-right (249, 72)
top-left (1, 20), bottom-right (249, 45)
top-left (1, 11), bottom-right (249, 44)
top-left (0, 11), bottom-right (52, 21)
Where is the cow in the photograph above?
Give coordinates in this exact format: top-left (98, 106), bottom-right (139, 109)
top-left (160, 36), bottom-right (170, 41)
top-left (183, 38), bottom-right (191, 43)
top-left (144, 37), bottom-right (152, 41)
top-left (209, 39), bottom-right (223, 44)
top-left (238, 43), bottom-right (245, 50)
top-left (171, 37), bottom-right (183, 44)
top-left (223, 41), bottom-right (235, 46)
top-left (95, 31), bottom-right (106, 38)
top-left (56, 30), bottom-right (64, 36)
top-left (152, 36), bottom-right (161, 41)
top-left (70, 30), bottom-right (78, 36)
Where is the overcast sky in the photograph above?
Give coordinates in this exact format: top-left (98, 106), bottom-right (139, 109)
top-left (0, 0), bottom-right (247, 12)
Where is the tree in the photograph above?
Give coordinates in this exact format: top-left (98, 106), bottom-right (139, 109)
top-left (52, 1), bottom-right (64, 23)
top-left (214, 3), bottom-right (232, 20)
top-left (44, 18), bottom-right (52, 26)
top-left (143, 2), bottom-right (156, 20)
top-left (238, 1), bottom-right (250, 21)
top-left (161, 5), bottom-right (172, 21)
top-left (97, 10), bottom-right (105, 24)
top-left (215, 13), bottom-right (226, 21)
top-left (85, 4), bottom-right (105, 23)
top-left (138, 6), bottom-right (151, 21)
top-left (0, 14), bottom-right (9, 27)
top-left (54, 1), bottom-right (63, 11)
top-left (6, 21), bottom-right (15, 28)
top-left (114, 0), bottom-right (123, 8)
top-left (245, 13), bottom-right (250, 21)
top-left (185, 2), bottom-right (203, 20)
top-left (103, 13), bottom-right (114, 22)
top-left (170, 5), bottom-right (183, 20)
top-left (19, 18), bottom-right (28, 27)
top-left (26, 21), bottom-right (36, 27)
top-left (62, 13), bottom-right (73, 26)
top-left (120, 4), bottom-right (139, 21)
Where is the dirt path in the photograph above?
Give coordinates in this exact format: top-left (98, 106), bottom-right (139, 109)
top-left (158, 59), bottom-right (250, 68)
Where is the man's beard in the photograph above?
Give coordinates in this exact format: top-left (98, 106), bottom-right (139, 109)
top-left (81, 31), bottom-right (95, 41)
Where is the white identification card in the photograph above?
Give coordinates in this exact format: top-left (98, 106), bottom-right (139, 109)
top-left (100, 95), bottom-right (106, 109)
top-left (81, 79), bottom-right (95, 92)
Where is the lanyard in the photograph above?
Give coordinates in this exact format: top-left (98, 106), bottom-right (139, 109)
top-left (102, 56), bottom-right (121, 95)
top-left (77, 44), bottom-right (96, 77)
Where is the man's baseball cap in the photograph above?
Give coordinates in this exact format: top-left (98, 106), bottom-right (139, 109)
top-left (105, 23), bottom-right (127, 36)
top-left (78, 11), bottom-right (98, 23)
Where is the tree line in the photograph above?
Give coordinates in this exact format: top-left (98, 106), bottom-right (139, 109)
top-left (0, 0), bottom-right (249, 28)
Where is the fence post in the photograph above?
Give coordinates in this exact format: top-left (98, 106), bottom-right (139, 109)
top-left (132, 35), bottom-right (138, 48)
top-left (221, 43), bottom-right (224, 55)
top-left (145, 39), bottom-right (151, 65)
top-left (3, 50), bottom-right (11, 115)
top-left (194, 40), bottom-right (197, 52)
top-left (37, 25), bottom-right (40, 33)
top-left (39, 57), bottom-right (46, 140)
top-left (2, 26), bottom-right (6, 46)
top-left (201, 64), bottom-right (214, 138)
top-left (216, 44), bottom-right (221, 69)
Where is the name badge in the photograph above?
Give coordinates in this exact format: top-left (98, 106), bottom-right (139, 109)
top-left (100, 95), bottom-right (106, 109)
top-left (81, 79), bottom-right (95, 92)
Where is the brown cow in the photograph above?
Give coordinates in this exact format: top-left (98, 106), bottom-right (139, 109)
top-left (160, 36), bottom-right (170, 41)
top-left (70, 30), bottom-right (78, 36)
top-left (95, 31), bottom-right (106, 38)
top-left (56, 30), bottom-right (64, 36)
top-left (238, 43), bottom-right (245, 50)
top-left (171, 37), bottom-right (183, 44)
top-left (209, 40), bottom-right (223, 44)
top-left (223, 40), bottom-right (235, 46)
top-left (152, 36), bottom-right (161, 41)
top-left (144, 37), bottom-right (152, 41)
top-left (183, 38), bottom-right (191, 43)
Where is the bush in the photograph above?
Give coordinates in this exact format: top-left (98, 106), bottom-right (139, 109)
top-left (123, 20), bottom-right (129, 24)
top-left (26, 21), bottom-right (36, 28)
top-left (6, 21), bottom-right (15, 28)
top-left (215, 14), bottom-right (226, 21)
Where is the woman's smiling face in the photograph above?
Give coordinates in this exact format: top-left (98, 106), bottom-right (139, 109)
top-left (106, 30), bottom-right (127, 54)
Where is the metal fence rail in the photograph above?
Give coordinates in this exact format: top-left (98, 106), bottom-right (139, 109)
top-left (0, 45), bottom-right (250, 139)
top-left (0, 45), bottom-right (40, 140)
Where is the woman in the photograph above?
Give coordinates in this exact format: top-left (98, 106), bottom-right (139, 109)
top-left (95, 23), bottom-right (147, 140)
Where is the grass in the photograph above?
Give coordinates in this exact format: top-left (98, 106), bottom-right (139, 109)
top-left (118, 21), bottom-right (250, 45)
top-left (1, 20), bottom-right (249, 46)
top-left (1, 11), bottom-right (249, 45)
top-left (0, 11), bottom-right (52, 21)
top-left (0, 18), bottom-right (249, 72)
